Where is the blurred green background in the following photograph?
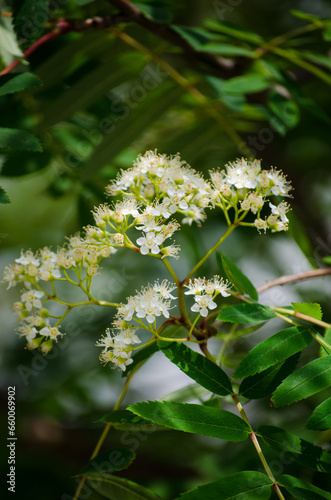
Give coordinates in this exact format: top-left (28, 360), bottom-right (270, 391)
top-left (1, 0), bottom-right (331, 498)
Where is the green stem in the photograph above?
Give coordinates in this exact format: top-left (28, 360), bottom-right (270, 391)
top-left (184, 225), bottom-right (235, 283)
top-left (272, 306), bottom-right (331, 329)
top-left (73, 366), bottom-right (139, 500)
top-left (232, 395), bottom-right (285, 500)
top-left (162, 257), bottom-right (180, 286)
top-left (54, 306), bottom-right (71, 327)
top-left (199, 345), bottom-right (285, 499)
top-left (310, 330), bottom-right (331, 353)
top-left (272, 46), bottom-right (331, 87)
top-left (254, 23), bottom-right (321, 57)
top-left (188, 313), bottom-right (201, 340)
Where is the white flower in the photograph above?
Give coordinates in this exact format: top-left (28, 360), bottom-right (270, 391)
top-left (40, 323), bottom-right (63, 341)
top-left (99, 343), bottom-right (133, 371)
top-left (3, 264), bottom-right (18, 290)
top-left (206, 276), bottom-right (231, 297)
top-left (269, 202), bottom-right (290, 222)
top-left (136, 232), bottom-right (164, 255)
top-left (182, 205), bottom-right (206, 226)
top-left (225, 158), bottom-right (261, 190)
top-left (15, 250), bottom-right (40, 267)
top-left (184, 278), bottom-right (207, 295)
top-left (117, 297), bottom-right (137, 321)
top-left (21, 290), bottom-right (44, 311)
top-left (152, 280), bottom-right (176, 299)
top-left (191, 294), bottom-right (217, 317)
top-left (136, 215), bottom-right (164, 233)
top-left (116, 328), bottom-right (141, 344)
top-left (39, 260), bottom-right (61, 280)
top-left (266, 169), bottom-right (291, 196)
top-left (185, 276), bottom-right (231, 317)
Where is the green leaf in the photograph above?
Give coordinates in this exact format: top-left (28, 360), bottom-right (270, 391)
top-left (221, 75), bottom-right (271, 94)
top-left (306, 397), bottom-right (331, 431)
top-left (0, 186), bottom-right (10, 204)
top-left (292, 302), bottom-right (322, 321)
top-left (200, 43), bottom-right (255, 57)
top-left (268, 92), bottom-right (300, 129)
top-left (0, 72), bottom-right (41, 96)
top-left (38, 52), bottom-right (147, 130)
top-left (13, 0), bottom-right (50, 47)
top-left (1, 149), bottom-right (51, 177)
top-left (323, 24), bottom-right (331, 41)
top-left (162, 383), bottom-right (211, 403)
top-left (217, 303), bottom-right (276, 324)
top-left (290, 10), bottom-right (326, 24)
top-left (0, 127), bottom-right (42, 151)
top-left (87, 474), bottom-right (163, 500)
top-left (204, 19), bottom-right (264, 44)
top-left (158, 341), bottom-right (233, 396)
top-left (217, 251), bottom-right (258, 300)
top-left (98, 409), bottom-right (153, 425)
top-left (175, 471), bottom-right (273, 500)
top-left (321, 327), bottom-right (331, 357)
top-left (271, 356), bottom-right (331, 406)
top-left (239, 353), bottom-right (300, 399)
top-left (123, 342), bottom-right (159, 377)
top-left (136, 3), bottom-right (172, 23)
top-left (128, 401), bottom-right (251, 441)
top-left (77, 448), bottom-right (135, 476)
top-left (220, 322), bottom-right (266, 340)
top-left (278, 474), bottom-right (331, 500)
top-left (233, 326), bottom-right (312, 379)
top-left (0, 14), bottom-right (23, 64)
top-left (171, 25), bottom-right (213, 50)
top-left (301, 51), bottom-right (331, 71)
top-left (96, 409), bottom-right (166, 432)
top-left (205, 75), bottom-right (246, 111)
top-left (258, 426), bottom-right (331, 473)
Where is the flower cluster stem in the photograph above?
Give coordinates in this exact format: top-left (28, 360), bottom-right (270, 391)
top-left (73, 366), bottom-right (138, 500)
top-left (184, 225), bottom-right (235, 283)
top-left (232, 395), bottom-right (285, 500)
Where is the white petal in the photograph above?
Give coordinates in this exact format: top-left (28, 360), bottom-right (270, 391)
top-left (140, 246), bottom-right (149, 255)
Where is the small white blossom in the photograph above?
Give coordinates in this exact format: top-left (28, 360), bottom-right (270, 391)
top-left (191, 294), bottom-right (217, 317)
top-left (21, 290), bottom-right (44, 311)
top-left (136, 232), bottom-right (164, 255)
top-left (15, 250), bottom-right (40, 267)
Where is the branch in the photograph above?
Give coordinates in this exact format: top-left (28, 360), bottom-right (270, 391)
top-left (257, 268), bottom-right (331, 294)
top-left (0, 14), bottom-right (128, 75)
top-left (107, 0), bottom-right (235, 74)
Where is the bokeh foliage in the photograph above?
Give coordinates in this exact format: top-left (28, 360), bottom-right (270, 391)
top-left (1, 1), bottom-right (331, 498)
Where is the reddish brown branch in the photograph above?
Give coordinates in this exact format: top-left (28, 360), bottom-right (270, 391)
top-left (257, 268), bottom-right (331, 294)
top-left (0, 14), bottom-right (128, 75)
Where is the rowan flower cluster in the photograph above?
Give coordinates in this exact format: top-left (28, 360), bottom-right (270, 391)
top-left (3, 151), bottom-right (292, 360)
top-left (185, 277), bottom-right (231, 317)
top-left (96, 280), bottom-right (176, 370)
top-left (210, 157), bottom-right (292, 232)
top-left (107, 150), bottom-right (214, 227)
